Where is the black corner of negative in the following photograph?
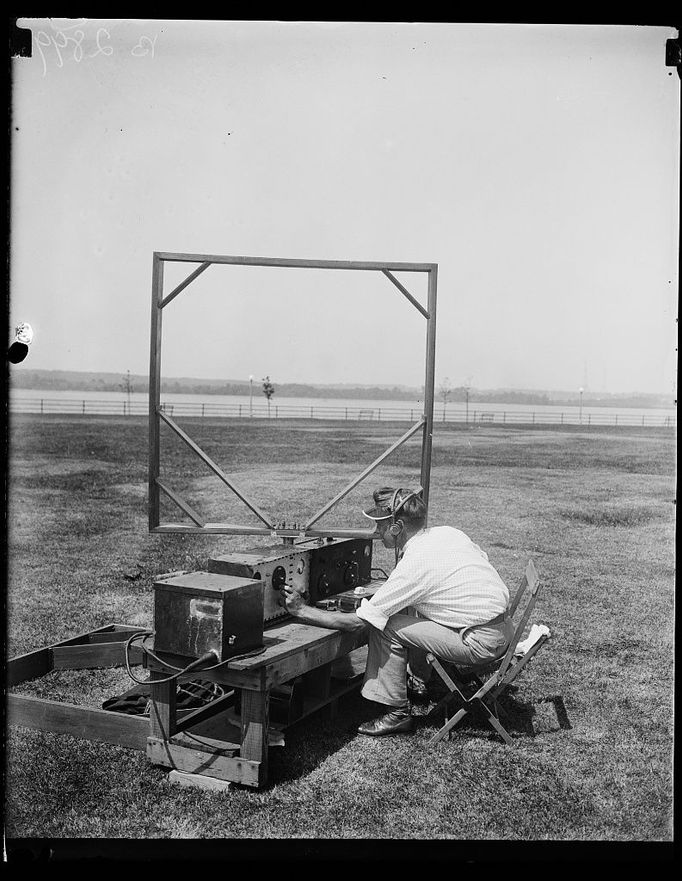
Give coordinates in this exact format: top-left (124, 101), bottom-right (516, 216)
top-left (10, 20), bottom-right (33, 58)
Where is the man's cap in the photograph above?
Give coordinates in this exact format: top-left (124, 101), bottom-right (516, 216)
top-left (362, 486), bottom-right (423, 521)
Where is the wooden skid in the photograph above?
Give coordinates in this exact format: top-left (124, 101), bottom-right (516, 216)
top-left (7, 624), bottom-right (151, 751)
top-left (7, 694), bottom-right (150, 750)
top-left (168, 769), bottom-right (233, 792)
top-left (52, 642), bottom-right (143, 669)
top-left (7, 624), bottom-right (147, 686)
top-left (9, 620), bottom-right (370, 790)
top-left (147, 736), bottom-right (263, 788)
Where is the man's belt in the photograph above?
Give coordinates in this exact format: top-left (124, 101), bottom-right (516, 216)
top-left (460, 610), bottom-right (509, 643)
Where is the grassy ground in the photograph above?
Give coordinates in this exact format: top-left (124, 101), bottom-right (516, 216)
top-left (4, 415), bottom-right (676, 852)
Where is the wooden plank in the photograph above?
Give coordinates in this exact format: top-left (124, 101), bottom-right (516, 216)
top-left (265, 631), bottom-right (367, 687)
top-left (143, 642), bottom-right (266, 689)
top-left (240, 686), bottom-right (269, 786)
top-left (303, 419), bottom-right (425, 529)
top-left (160, 261), bottom-right (211, 308)
top-left (158, 411), bottom-right (275, 527)
top-left (234, 621), bottom-right (366, 671)
top-left (147, 620), bottom-right (350, 672)
top-left (155, 478), bottom-right (205, 527)
top-left (145, 623), bottom-right (368, 690)
top-left (168, 769), bottom-right (233, 792)
top-left (149, 252), bottom-right (164, 530)
top-left (87, 628), bottom-right (148, 644)
top-left (147, 737), bottom-right (262, 788)
top-left (497, 566), bottom-right (542, 680)
top-left (170, 731), bottom-right (240, 755)
top-left (154, 252), bottom-right (436, 273)
top-left (421, 265), bottom-right (437, 510)
top-left (232, 623), bottom-right (341, 670)
top-left (7, 624), bottom-right (139, 686)
top-left (174, 690), bottom-right (236, 733)
top-left (7, 694), bottom-right (150, 750)
top-left (149, 673), bottom-right (177, 740)
top-left (54, 623), bottom-right (126, 643)
top-left (382, 269), bottom-right (430, 319)
top-left (151, 524), bottom-right (377, 539)
top-left (51, 643), bottom-right (144, 670)
top-left (7, 647), bottom-right (52, 688)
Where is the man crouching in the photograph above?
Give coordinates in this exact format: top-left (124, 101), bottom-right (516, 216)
top-left (283, 486), bottom-right (513, 736)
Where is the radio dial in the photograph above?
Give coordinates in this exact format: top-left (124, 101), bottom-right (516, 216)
top-left (343, 562), bottom-right (359, 587)
top-left (317, 573), bottom-right (331, 597)
top-left (272, 566), bottom-right (287, 590)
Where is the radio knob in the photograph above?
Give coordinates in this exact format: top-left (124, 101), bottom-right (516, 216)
top-left (317, 573), bottom-right (330, 597)
top-left (343, 562), bottom-right (359, 587)
top-left (272, 566), bottom-right (287, 590)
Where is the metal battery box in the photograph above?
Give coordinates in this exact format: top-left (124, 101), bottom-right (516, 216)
top-left (208, 537), bottom-right (373, 626)
top-left (153, 571), bottom-right (264, 661)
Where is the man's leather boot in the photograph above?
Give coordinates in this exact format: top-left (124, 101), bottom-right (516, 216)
top-left (357, 707), bottom-right (414, 736)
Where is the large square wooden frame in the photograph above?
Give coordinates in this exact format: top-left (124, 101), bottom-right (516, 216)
top-left (149, 252), bottom-right (438, 539)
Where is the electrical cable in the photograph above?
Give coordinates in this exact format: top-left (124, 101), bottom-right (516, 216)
top-left (123, 630), bottom-right (266, 686)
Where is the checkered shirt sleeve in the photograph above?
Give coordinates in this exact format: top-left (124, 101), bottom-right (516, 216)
top-left (356, 526), bottom-right (509, 631)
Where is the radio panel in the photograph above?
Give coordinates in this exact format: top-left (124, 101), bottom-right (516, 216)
top-left (208, 537), bottom-right (373, 626)
top-left (305, 538), bottom-right (373, 603)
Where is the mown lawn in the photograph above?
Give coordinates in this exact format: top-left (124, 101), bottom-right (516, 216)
top-left (4, 415), bottom-right (676, 855)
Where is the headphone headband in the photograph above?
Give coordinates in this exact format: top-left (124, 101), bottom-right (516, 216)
top-left (390, 488), bottom-right (420, 523)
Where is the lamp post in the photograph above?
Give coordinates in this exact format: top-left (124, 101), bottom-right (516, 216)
top-left (463, 375), bottom-right (472, 425)
top-left (579, 387), bottom-right (584, 424)
top-left (121, 370), bottom-right (133, 416)
top-left (249, 375), bottom-right (254, 417)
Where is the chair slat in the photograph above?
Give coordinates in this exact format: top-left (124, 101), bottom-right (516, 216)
top-left (496, 560), bottom-right (541, 680)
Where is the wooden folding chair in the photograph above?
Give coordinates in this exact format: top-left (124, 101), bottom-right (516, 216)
top-left (426, 559), bottom-right (549, 746)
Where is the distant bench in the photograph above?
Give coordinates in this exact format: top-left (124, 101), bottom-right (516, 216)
top-left (358, 409), bottom-right (375, 420)
top-left (479, 413), bottom-right (494, 422)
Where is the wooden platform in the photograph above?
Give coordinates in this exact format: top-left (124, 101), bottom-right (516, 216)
top-left (7, 619), bottom-right (369, 791)
top-left (145, 619), bottom-right (369, 789)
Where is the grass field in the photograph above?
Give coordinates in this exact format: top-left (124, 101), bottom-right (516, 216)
top-left (4, 414), bottom-right (676, 852)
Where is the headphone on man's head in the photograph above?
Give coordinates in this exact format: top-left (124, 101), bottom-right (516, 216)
top-left (388, 488), bottom-right (419, 536)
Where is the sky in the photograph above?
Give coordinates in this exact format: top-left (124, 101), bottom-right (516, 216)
top-left (9, 19), bottom-right (680, 396)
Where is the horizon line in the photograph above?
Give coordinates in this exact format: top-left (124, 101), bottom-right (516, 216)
top-left (9, 366), bottom-right (676, 399)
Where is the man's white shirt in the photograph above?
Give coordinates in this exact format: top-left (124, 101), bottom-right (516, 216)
top-left (356, 526), bottom-right (510, 631)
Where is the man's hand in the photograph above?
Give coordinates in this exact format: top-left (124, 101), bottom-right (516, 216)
top-left (282, 585), bottom-right (307, 616)
top-left (281, 584), bottom-right (367, 633)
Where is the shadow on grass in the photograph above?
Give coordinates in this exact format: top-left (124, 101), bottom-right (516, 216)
top-left (266, 690), bottom-right (381, 785)
top-left (421, 690), bottom-right (572, 741)
top-left (266, 687), bottom-right (575, 788)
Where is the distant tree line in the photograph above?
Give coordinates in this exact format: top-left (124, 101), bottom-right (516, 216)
top-left (9, 369), bottom-right (673, 408)
top-left (9, 370), bottom-right (427, 401)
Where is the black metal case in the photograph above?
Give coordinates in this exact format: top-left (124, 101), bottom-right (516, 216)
top-left (306, 538), bottom-right (373, 603)
top-left (153, 571), bottom-right (264, 661)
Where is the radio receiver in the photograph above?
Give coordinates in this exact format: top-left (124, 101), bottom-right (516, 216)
top-left (208, 537), bottom-right (373, 626)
